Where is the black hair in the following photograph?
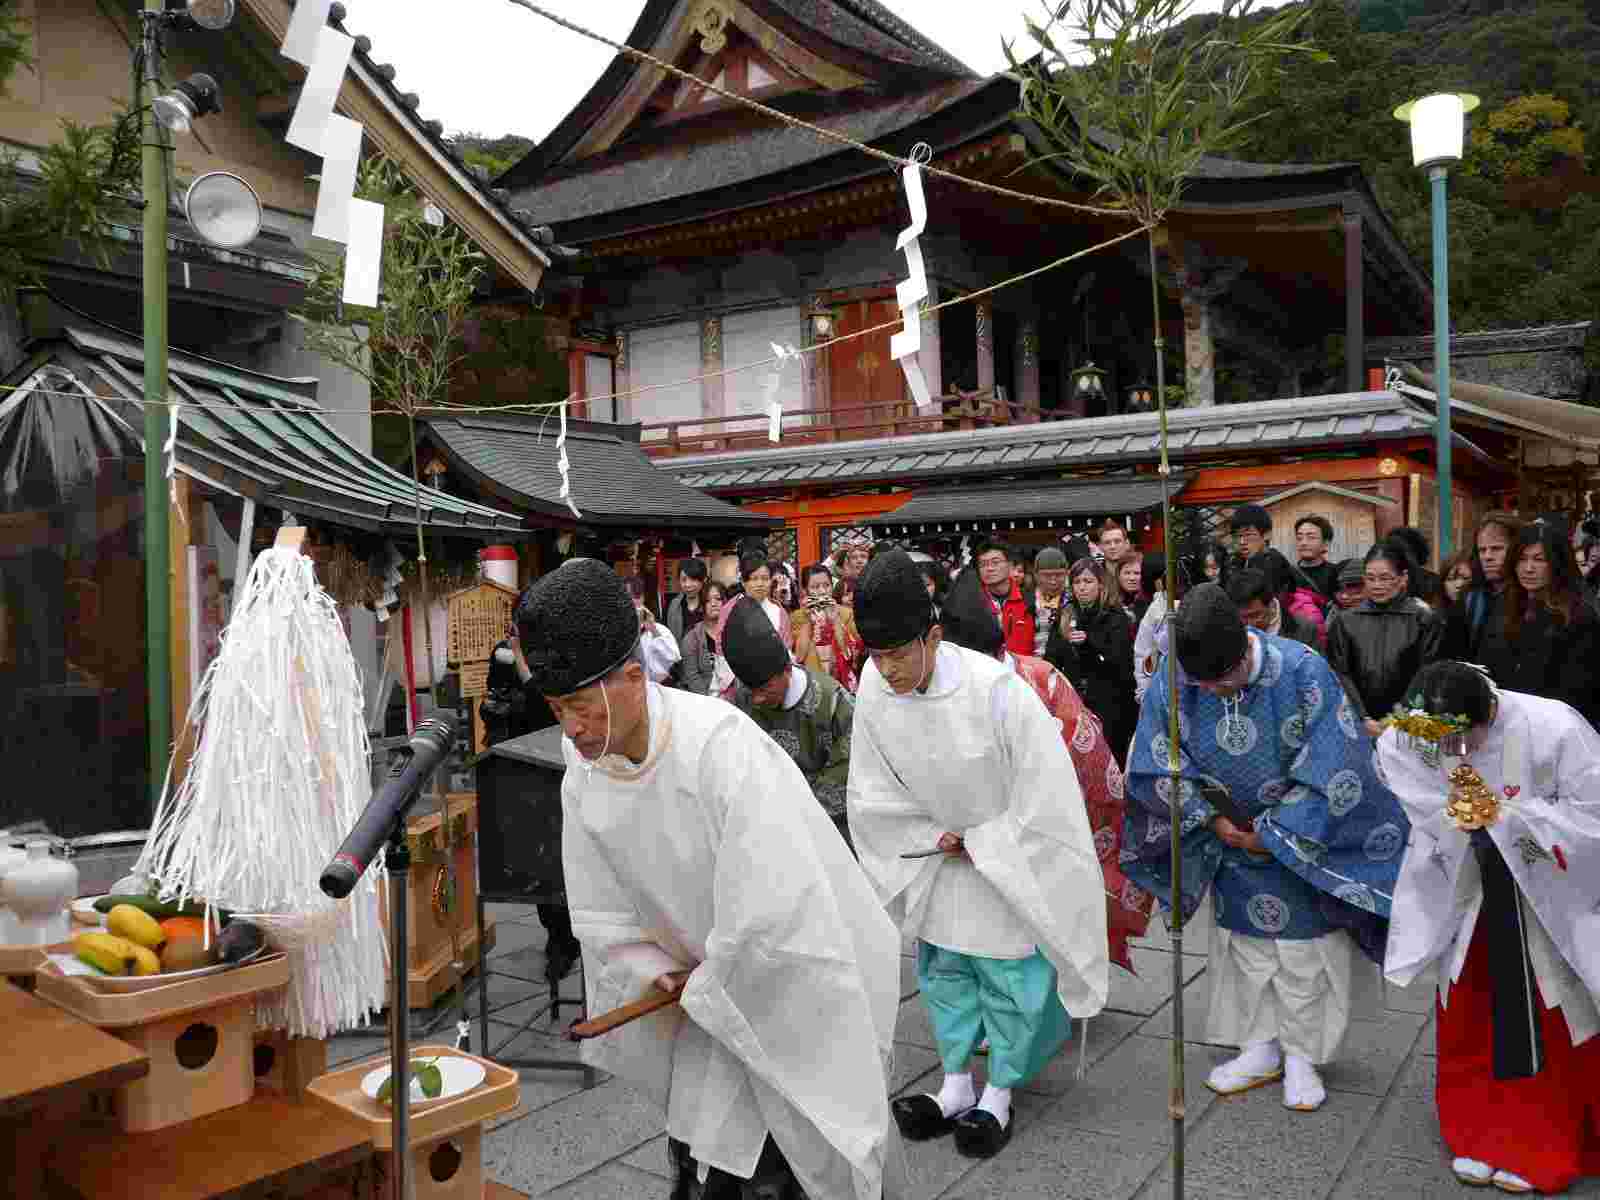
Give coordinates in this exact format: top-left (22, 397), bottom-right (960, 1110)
top-left (1387, 526), bottom-right (1430, 565)
top-left (915, 559), bottom-right (945, 599)
top-left (623, 576), bottom-right (646, 599)
top-left (1364, 542), bottom-right (1411, 578)
top-left (703, 580), bottom-right (728, 603)
top-left (1228, 503), bottom-right (1272, 534)
top-left (739, 553), bottom-right (771, 579)
top-left (1202, 539), bottom-right (1232, 583)
top-left (973, 538), bottom-right (1011, 564)
top-left (801, 562), bottom-right (832, 588)
top-left (1507, 520), bottom-right (1585, 635)
top-left (1225, 567), bottom-right (1273, 609)
top-left (1293, 513), bottom-right (1334, 543)
top-left (1140, 552), bottom-right (1167, 597)
top-left (1405, 661), bottom-right (1496, 726)
top-left (677, 559), bottom-right (708, 583)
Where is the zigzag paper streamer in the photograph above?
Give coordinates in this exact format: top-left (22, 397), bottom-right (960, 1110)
top-left (763, 342), bottom-right (798, 442)
top-left (165, 401), bottom-right (184, 523)
top-left (890, 145), bottom-right (934, 411)
top-left (557, 397), bottom-right (581, 519)
top-left (279, 16), bottom-right (382, 304)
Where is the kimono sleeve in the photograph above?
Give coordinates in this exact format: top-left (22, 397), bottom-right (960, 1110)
top-left (815, 685), bottom-right (854, 794)
top-left (1255, 651), bottom-right (1409, 922)
top-left (845, 695), bottom-right (948, 919)
top-left (1119, 659), bottom-right (1225, 919)
top-left (962, 673), bottom-right (1109, 1016)
top-left (679, 725), bottom-right (897, 1193)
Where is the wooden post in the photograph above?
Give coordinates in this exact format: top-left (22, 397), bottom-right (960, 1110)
top-left (1344, 209), bottom-right (1365, 394)
top-left (167, 477), bottom-right (207, 787)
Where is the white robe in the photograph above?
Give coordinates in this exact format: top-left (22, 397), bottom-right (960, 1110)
top-left (562, 685), bottom-right (905, 1200)
top-left (846, 642), bottom-right (1109, 1017)
top-left (1377, 689), bottom-right (1600, 1045)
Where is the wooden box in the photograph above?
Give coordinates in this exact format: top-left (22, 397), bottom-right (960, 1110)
top-left (306, 1045), bottom-right (519, 1200)
top-left (253, 1029), bottom-right (328, 1099)
top-left (33, 952), bottom-right (289, 1132)
top-left (380, 794), bottom-right (495, 1008)
top-left (111, 995), bottom-right (256, 1132)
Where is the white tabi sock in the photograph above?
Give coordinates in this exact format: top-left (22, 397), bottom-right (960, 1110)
top-left (977, 1084), bottom-right (1011, 1128)
top-left (933, 1072), bottom-right (976, 1118)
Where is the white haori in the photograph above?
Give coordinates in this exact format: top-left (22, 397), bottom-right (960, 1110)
top-left (847, 643), bottom-right (1109, 1015)
top-left (562, 684), bottom-right (905, 1200)
top-left (1205, 929), bottom-right (1382, 1064)
top-left (1378, 689), bottom-right (1600, 1046)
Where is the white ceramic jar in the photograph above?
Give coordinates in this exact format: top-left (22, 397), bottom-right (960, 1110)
top-left (2, 841), bottom-right (78, 944)
top-left (0, 833), bottom-right (25, 942)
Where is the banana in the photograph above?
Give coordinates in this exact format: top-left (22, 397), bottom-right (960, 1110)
top-left (106, 904), bottom-right (166, 950)
top-left (74, 931), bottom-right (140, 976)
top-left (127, 942), bottom-right (162, 976)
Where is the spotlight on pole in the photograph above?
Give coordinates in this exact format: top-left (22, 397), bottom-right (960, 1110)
top-left (165, 0), bottom-right (237, 30)
top-left (153, 73), bottom-right (222, 135)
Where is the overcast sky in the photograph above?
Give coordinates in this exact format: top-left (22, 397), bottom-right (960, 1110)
top-left (342, 1), bottom-right (1178, 143)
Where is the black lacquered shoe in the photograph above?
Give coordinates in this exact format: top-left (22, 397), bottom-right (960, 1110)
top-left (890, 1094), bottom-right (960, 1141)
top-left (952, 1109), bottom-right (1012, 1159)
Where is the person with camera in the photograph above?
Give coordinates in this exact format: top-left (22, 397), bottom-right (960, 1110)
top-left (793, 563), bottom-right (864, 694)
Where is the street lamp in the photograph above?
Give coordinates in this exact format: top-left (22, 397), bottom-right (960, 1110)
top-left (1395, 91), bottom-right (1479, 559)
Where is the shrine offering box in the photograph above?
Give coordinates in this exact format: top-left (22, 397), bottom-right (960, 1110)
top-left (380, 792), bottom-right (495, 1009)
top-left (33, 951), bottom-right (290, 1132)
top-left (307, 1043), bottom-right (519, 1200)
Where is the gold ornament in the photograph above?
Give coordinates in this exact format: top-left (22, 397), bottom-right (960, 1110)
top-left (1446, 764), bottom-right (1500, 831)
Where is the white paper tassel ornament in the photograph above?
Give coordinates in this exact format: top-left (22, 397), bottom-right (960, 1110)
top-left (138, 537), bottom-right (386, 1037)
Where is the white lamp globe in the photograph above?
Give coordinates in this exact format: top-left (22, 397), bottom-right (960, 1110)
top-left (1394, 92), bottom-right (1480, 169)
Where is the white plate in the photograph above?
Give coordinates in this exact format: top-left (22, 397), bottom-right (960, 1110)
top-left (70, 896), bottom-right (108, 926)
top-left (81, 945), bottom-right (267, 992)
top-left (361, 1055), bottom-right (487, 1109)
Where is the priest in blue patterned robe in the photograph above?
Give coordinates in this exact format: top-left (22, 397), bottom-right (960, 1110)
top-left (1122, 583), bottom-right (1409, 1112)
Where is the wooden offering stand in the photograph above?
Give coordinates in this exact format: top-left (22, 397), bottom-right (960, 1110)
top-left (383, 793), bottom-right (496, 1009)
top-left (307, 1044), bottom-right (520, 1200)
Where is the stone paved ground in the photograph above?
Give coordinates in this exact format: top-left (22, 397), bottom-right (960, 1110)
top-left (328, 902), bottom-right (1600, 1200)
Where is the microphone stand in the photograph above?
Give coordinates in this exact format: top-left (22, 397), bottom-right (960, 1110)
top-left (386, 807), bottom-right (415, 1200)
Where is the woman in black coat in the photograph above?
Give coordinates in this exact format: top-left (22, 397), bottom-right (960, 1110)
top-left (1324, 543), bottom-right (1443, 736)
top-left (1478, 522), bottom-right (1600, 731)
top-left (1047, 558), bottom-right (1137, 765)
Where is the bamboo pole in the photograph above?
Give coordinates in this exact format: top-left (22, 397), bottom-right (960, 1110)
top-left (1149, 228), bottom-right (1185, 1200)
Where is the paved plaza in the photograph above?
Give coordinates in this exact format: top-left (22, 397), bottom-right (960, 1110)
top-left (329, 902), bottom-right (1598, 1200)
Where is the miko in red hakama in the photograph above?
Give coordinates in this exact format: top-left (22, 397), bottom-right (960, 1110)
top-left (1435, 919), bottom-right (1600, 1194)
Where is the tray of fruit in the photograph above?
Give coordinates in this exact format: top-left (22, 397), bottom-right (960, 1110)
top-left (34, 941), bottom-right (291, 1028)
top-left (62, 902), bottom-right (266, 990)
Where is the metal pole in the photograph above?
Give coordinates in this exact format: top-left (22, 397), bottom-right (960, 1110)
top-left (1430, 164), bottom-right (1453, 560)
top-left (141, 8), bottom-right (172, 813)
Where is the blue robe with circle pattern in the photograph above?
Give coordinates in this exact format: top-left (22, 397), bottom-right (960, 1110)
top-left (1121, 634), bottom-right (1408, 960)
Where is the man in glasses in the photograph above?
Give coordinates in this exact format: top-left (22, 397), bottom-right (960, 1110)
top-left (973, 539), bottom-right (1036, 658)
top-left (846, 550), bottom-right (1108, 1161)
top-left (1122, 583), bottom-right (1409, 1115)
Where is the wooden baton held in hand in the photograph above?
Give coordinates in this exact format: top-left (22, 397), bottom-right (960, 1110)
top-left (565, 988), bottom-right (681, 1041)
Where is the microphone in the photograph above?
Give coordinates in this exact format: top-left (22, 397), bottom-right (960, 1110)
top-left (319, 715), bottom-right (459, 900)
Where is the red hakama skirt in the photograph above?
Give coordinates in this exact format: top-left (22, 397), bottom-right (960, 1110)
top-left (1436, 919), bottom-right (1600, 1193)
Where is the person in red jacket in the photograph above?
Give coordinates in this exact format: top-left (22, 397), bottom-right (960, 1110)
top-left (974, 539), bottom-right (1036, 658)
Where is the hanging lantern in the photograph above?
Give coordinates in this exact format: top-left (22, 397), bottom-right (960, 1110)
top-left (1029, 520), bottom-right (1036, 529)
top-left (1071, 361), bottom-right (1108, 404)
top-left (1125, 378), bottom-right (1155, 412)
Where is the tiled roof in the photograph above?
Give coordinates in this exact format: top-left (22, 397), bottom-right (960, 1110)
top-left (43, 324), bottom-right (526, 537)
top-left (509, 77), bottom-right (998, 234)
top-left (668, 392), bottom-right (1436, 492)
top-left (870, 474), bottom-right (1185, 528)
top-left (422, 412), bottom-right (780, 531)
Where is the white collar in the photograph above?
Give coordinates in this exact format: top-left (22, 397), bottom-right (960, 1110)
top-left (782, 664), bottom-right (809, 711)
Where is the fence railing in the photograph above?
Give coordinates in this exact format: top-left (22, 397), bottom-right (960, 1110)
top-left (638, 390), bottom-right (1042, 456)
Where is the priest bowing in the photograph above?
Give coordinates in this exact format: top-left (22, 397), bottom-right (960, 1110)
top-left (516, 559), bottom-right (906, 1200)
top-left (1122, 583), bottom-right (1408, 1113)
top-left (721, 594), bottom-right (856, 845)
top-left (846, 550), bottom-right (1108, 1160)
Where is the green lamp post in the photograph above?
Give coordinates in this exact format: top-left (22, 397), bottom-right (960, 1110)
top-left (1394, 91), bottom-right (1479, 561)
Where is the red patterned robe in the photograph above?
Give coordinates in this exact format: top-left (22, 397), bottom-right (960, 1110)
top-left (1012, 652), bottom-right (1153, 970)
